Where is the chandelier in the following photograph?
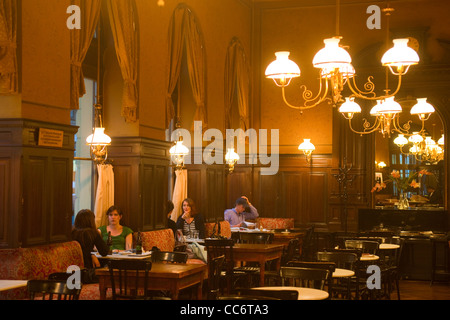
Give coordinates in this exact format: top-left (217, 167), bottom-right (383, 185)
top-left (86, 21), bottom-right (111, 164)
top-left (169, 137), bottom-right (190, 170)
top-left (225, 148), bottom-right (240, 173)
top-left (265, 3), bottom-right (434, 137)
top-left (394, 132), bottom-right (444, 163)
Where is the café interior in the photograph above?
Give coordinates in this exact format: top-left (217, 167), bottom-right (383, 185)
top-left (0, 0), bottom-right (449, 301)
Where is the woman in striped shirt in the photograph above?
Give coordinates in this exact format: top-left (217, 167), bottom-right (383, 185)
top-left (176, 198), bottom-right (206, 239)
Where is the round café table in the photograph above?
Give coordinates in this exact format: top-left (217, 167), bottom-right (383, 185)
top-left (252, 286), bottom-right (329, 300)
top-left (360, 254), bottom-right (379, 261)
top-left (332, 268), bottom-right (355, 278)
top-left (379, 243), bottom-right (400, 250)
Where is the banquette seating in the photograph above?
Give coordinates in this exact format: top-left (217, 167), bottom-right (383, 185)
top-left (0, 241), bottom-right (100, 300)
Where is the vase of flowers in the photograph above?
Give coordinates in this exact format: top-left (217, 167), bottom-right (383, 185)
top-left (372, 169), bottom-right (433, 210)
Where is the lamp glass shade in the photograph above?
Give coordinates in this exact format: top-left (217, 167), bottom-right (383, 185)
top-left (438, 135), bottom-right (444, 146)
top-left (409, 132), bottom-right (423, 144)
top-left (265, 51), bottom-right (301, 80)
top-left (339, 97), bottom-right (362, 114)
top-left (370, 100), bottom-right (384, 116)
top-left (298, 139), bottom-right (315, 152)
top-left (169, 140), bottom-right (189, 156)
top-left (394, 134), bottom-right (408, 147)
top-left (410, 98), bottom-right (435, 116)
top-left (225, 148), bottom-right (240, 162)
top-left (377, 97), bottom-right (402, 115)
top-left (86, 127), bottom-right (112, 146)
top-left (313, 38), bottom-right (352, 70)
top-left (381, 39), bottom-right (419, 68)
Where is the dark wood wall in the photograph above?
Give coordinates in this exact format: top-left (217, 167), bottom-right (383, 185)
top-left (0, 119), bottom-right (76, 248)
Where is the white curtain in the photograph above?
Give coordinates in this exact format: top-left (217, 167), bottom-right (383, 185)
top-left (94, 164), bottom-right (115, 228)
top-left (171, 169), bottom-right (187, 222)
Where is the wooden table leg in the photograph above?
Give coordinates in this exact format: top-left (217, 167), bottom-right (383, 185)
top-left (259, 258), bottom-right (266, 286)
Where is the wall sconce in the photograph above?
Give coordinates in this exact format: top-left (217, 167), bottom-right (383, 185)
top-left (169, 137), bottom-right (189, 170)
top-left (298, 139), bottom-right (315, 164)
top-left (225, 148), bottom-right (240, 173)
top-left (86, 126), bottom-right (111, 164)
top-left (377, 161), bottom-right (387, 169)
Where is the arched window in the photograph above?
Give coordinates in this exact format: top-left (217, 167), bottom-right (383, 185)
top-left (166, 4), bottom-right (206, 131)
top-left (225, 37), bottom-right (250, 131)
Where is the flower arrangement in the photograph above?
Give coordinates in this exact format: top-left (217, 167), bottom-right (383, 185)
top-left (371, 169), bottom-right (433, 193)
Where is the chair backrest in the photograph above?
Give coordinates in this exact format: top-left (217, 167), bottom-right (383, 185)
top-left (236, 288), bottom-right (299, 300)
top-left (345, 240), bottom-right (379, 254)
top-left (151, 251), bottom-right (188, 264)
top-left (237, 232), bottom-right (274, 244)
top-left (28, 280), bottom-right (82, 300)
top-left (204, 240), bottom-right (235, 273)
top-left (204, 239), bottom-right (235, 294)
top-left (207, 255), bottom-right (225, 300)
top-left (281, 238), bottom-right (300, 265)
top-left (280, 266), bottom-right (329, 290)
top-left (286, 261), bottom-right (335, 294)
top-left (316, 251), bottom-right (358, 270)
top-left (300, 225), bottom-right (315, 261)
top-left (107, 259), bottom-right (152, 300)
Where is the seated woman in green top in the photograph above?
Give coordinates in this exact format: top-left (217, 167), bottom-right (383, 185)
top-left (98, 206), bottom-right (133, 251)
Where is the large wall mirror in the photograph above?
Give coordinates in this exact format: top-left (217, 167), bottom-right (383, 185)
top-left (373, 97), bottom-right (445, 209)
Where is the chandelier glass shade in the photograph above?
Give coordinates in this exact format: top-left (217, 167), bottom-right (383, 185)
top-left (225, 148), bottom-right (240, 173)
top-left (169, 138), bottom-right (190, 169)
top-left (381, 38), bottom-right (420, 75)
top-left (298, 139), bottom-right (315, 164)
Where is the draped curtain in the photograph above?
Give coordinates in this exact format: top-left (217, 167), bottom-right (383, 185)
top-left (94, 164), bottom-right (115, 228)
top-left (166, 4), bottom-right (207, 129)
top-left (225, 37), bottom-right (250, 131)
top-left (107, 0), bottom-right (139, 123)
top-left (170, 169), bottom-right (187, 223)
top-left (70, 0), bottom-right (102, 109)
top-left (0, 0), bottom-right (17, 94)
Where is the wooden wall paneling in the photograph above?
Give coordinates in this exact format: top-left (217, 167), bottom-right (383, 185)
top-left (226, 166), bottom-right (253, 209)
top-left (0, 157), bottom-right (8, 246)
top-left (186, 166), bottom-right (204, 215)
top-left (257, 170), bottom-right (280, 218)
top-left (153, 165), bottom-right (168, 229)
top-left (49, 157), bottom-right (72, 243)
top-left (206, 166), bottom-right (226, 221)
top-left (306, 172), bottom-right (329, 228)
top-left (142, 164), bottom-right (154, 230)
top-left (281, 171), bottom-right (303, 223)
top-left (22, 155), bottom-right (47, 246)
top-left (113, 162), bottom-right (138, 229)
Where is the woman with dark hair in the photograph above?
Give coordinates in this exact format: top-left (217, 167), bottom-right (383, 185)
top-left (72, 209), bottom-right (109, 279)
top-left (176, 198), bottom-right (206, 239)
top-left (166, 200), bottom-right (177, 239)
top-left (98, 206), bottom-right (133, 251)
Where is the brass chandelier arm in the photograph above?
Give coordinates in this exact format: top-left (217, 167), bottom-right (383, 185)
top-left (281, 77), bottom-right (331, 111)
top-left (346, 117), bottom-right (381, 136)
top-left (347, 73), bottom-right (403, 100)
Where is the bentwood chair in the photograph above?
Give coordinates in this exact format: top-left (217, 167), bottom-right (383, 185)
top-left (280, 267), bottom-right (330, 291)
top-left (345, 240), bottom-right (380, 255)
top-left (286, 261), bottom-right (335, 296)
top-left (317, 251), bottom-right (366, 300)
top-left (107, 259), bottom-right (153, 300)
top-left (207, 255), bottom-right (225, 300)
top-left (204, 239), bottom-right (255, 294)
top-left (28, 280), bottom-right (82, 300)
